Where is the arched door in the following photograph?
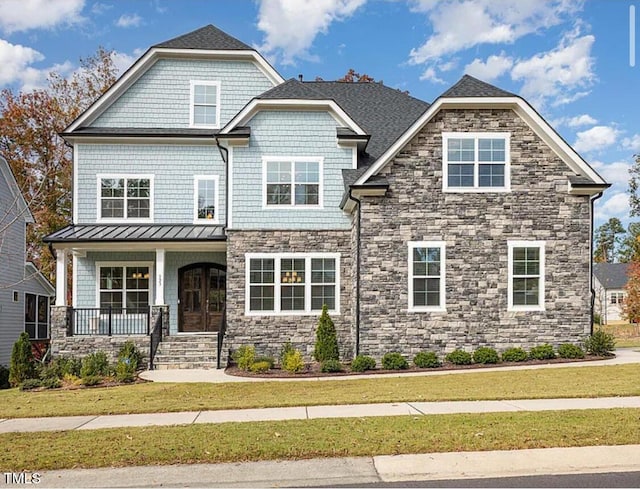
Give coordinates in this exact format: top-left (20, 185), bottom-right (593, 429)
top-left (178, 263), bottom-right (226, 332)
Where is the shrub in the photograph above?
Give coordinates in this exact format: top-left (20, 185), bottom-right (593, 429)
top-left (282, 349), bottom-right (305, 373)
top-left (19, 378), bottom-right (42, 391)
top-left (0, 365), bottom-right (9, 389)
top-left (413, 351), bottom-right (440, 368)
top-left (50, 357), bottom-right (81, 378)
top-left (62, 373), bottom-right (82, 386)
top-left (501, 347), bottom-right (528, 363)
top-left (9, 332), bottom-right (35, 386)
top-left (313, 304), bottom-right (339, 362)
top-left (445, 349), bottom-right (472, 365)
top-left (529, 344), bottom-right (556, 360)
top-left (584, 329), bottom-right (616, 356)
top-left (250, 361), bottom-right (271, 373)
top-left (350, 355), bottom-right (376, 372)
top-left (320, 359), bottom-right (343, 373)
top-left (115, 360), bottom-right (136, 383)
top-left (232, 345), bottom-right (256, 371)
top-left (381, 352), bottom-right (409, 370)
top-left (80, 351), bottom-right (110, 378)
top-left (37, 363), bottom-right (61, 381)
top-left (473, 347), bottom-right (500, 364)
top-left (81, 375), bottom-right (102, 386)
top-left (41, 377), bottom-right (61, 389)
top-left (118, 341), bottom-right (143, 370)
top-left (254, 356), bottom-right (275, 369)
top-left (279, 342), bottom-right (295, 366)
top-left (557, 343), bottom-right (585, 359)
top-left (593, 313), bottom-right (602, 325)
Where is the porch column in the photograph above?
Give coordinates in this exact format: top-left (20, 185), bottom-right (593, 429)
top-left (155, 248), bottom-right (165, 305)
top-left (55, 248), bottom-right (68, 306)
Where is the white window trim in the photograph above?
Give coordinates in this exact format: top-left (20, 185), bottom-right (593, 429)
top-left (507, 240), bottom-right (545, 312)
top-left (408, 241), bottom-right (446, 312)
top-left (12, 290), bottom-right (19, 302)
top-left (442, 132), bottom-right (511, 193)
top-left (96, 174), bottom-right (154, 223)
top-left (193, 175), bottom-right (220, 224)
top-left (95, 261), bottom-right (154, 310)
top-left (262, 156), bottom-right (324, 209)
top-left (245, 252), bottom-right (340, 316)
top-left (24, 292), bottom-right (50, 340)
top-left (189, 80), bottom-right (221, 129)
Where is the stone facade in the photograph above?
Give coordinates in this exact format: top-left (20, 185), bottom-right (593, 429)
top-left (356, 108), bottom-right (592, 360)
top-left (50, 306), bottom-right (151, 367)
top-left (225, 229), bottom-right (353, 362)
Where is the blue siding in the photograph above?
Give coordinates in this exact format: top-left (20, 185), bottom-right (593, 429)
top-left (76, 144), bottom-right (225, 224)
top-left (93, 59), bottom-right (274, 128)
top-left (232, 111), bottom-right (352, 229)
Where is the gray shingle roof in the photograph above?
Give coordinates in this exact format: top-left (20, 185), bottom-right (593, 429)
top-left (66, 127), bottom-right (218, 137)
top-left (153, 24), bottom-right (252, 51)
top-left (440, 74), bottom-right (516, 98)
top-left (44, 224), bottom-right (226, 243)
top-left (593, 263), bottom-right (629, 289)
top-left (259, 79), bottom-right (430, 163)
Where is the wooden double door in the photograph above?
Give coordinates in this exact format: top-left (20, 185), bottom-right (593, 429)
top-left (178, 263), bottom-right (226, 333)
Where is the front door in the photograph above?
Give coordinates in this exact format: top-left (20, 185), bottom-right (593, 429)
top-left (178, 263), bottom-right (226, 332)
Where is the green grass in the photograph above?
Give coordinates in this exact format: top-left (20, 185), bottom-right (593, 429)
top-left (1, 364), bottom-right (639, 419)
top-left (1, 408), bottom-right (638, 471)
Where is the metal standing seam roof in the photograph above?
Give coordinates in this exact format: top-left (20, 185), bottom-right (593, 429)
top-left (43, 224), bottom-right (226, 243)
top-left (593, 263), bottom-right (629, 289)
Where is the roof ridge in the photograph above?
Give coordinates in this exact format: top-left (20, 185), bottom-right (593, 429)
top-left (153, 24), bottom-right (252, 51)
top-left (440, 74), bottom-right (516, 98)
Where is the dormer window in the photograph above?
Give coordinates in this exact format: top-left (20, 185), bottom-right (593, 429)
top-left (190, 81), bottom-right (220, 128)
top-left (442, 132), bottom-right (510, 192)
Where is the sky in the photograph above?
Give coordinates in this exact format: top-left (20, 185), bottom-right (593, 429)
top-left (0, 0), bottom-right (637, 229)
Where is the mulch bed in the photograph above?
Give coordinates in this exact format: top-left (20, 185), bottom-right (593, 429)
top-left (225, 354), bottom-right (614, 379)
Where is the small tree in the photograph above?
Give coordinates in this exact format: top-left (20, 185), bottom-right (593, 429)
top-left (313, 304), bottom-right (339, 362)
top-left (9, 332), bottom-right (34, 386)
top-left (624, 260), bottom-right (640, 323)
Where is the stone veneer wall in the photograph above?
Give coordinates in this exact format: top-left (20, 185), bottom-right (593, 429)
top-left (50, 305), bottom-right (152, 367)
top-left (225, 230), bottom-right (353, 362)
top-left (356, 108), bottom-right (592, 360)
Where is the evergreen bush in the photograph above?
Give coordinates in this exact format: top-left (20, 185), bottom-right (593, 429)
top-left (445, 349), bottom-right (472, 365)
top-left (117, 341), bottom-right (143, 370)
top-left (250, 361), bottom-right (271, 373)
top-left (282, 349), bottom-right (304, 373)
top-left (0, 365), bottom-right (9, 389)
top-left (232, 345), bottom-right (256, 371)
top-left (473, 347), bottom-right (500, 364)
top-left (501, 347), bottom-right (528, 362)
top-left (313, 304), bottom-right (339, 362)
top-left (584, 329), bottom-right (616, 356)
top-left (350, 355), bottom-right (376, 372)
top-left (413, 351), bottom-right (441, 368)
top-left (80, 351), bottom-right (110, 378)
top-left (557, 343), bottom-right (585, 359)
top-left (528, 344), bottom-right (556, 360)
top-left (381, 352), bottom-right (408, 370)
top-left (9, 332), bottom-right (35, 386)
top-left (320, 359), bottom-right (343, 373)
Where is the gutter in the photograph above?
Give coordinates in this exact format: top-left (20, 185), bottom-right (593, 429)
top-left (215, 138), bottom-right (230, 235)
top-left (347, 188), bottom-right (361, 356)
top-left (590, 191), bottom-right (605, 334)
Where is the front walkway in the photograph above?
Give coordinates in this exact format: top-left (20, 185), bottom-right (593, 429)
top-left (139, 347), bottom-right (640, 383)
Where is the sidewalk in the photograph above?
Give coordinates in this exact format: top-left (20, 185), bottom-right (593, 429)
top-left (1, 395), bottom-right (639, 433)
top-left (139, 347), bottom-right (640, 383)
top-left (24, 445), bottom-right (640, 488)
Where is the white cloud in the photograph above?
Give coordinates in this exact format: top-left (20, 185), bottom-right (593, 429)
top-left (573, 125), bottom-right (619, 154)
top-left (464, 54), bottom-right (513, 81)
top-left (408, 0), bottom-right (579, 65)
top-left (591, 160), bottom-right (631, 186)
top-left (419, 66), bottom-right (446, 83)
top-left (567, 114), bottom-right (597, 127)
top-left (511, 27), bottom-right (595, 108)
top-left (596, 192), bottom-right (630, 222)
top-left (0, 38), bottom-right (44, 87)
top-left (110, 49), bottom-right (143, 76)
top-left (91, 2), bottom-right (112, 15)
top-left (0, 0), bottom-right (85, 34)
top-left (115, 13), bottom-right (142, 28)
top-left (20, 60), bottom-right (75, 92)
top-left (256, 0), bottom-right (366, 65)
top-left (622, 134), bottom-right (640, 152)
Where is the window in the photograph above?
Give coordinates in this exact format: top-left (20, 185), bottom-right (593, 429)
top-left (246, 253), bottom-right (339, 315)
top-left (508, 241), bottom-right (545, 311)
top-left (408, 241), bottom-right (446, 311)
top-left (98, 264), bottom-right (151, 313)
top-left (194, 176), bottom-right (219, 223)
top-left (190, 81), bottom-right (220, 128)
top-left (98, 175), bottom-right (153, 221)
top-left (611, 292), bottom-right (625, 305)
top-left (12, 291), bottom-right (18, 302)
top-left (442, 132), bottom-right (510, 191)
top-left (25, 293), bottom-right (49, 340)
top-left (263, 157), bottom-right (322, 207)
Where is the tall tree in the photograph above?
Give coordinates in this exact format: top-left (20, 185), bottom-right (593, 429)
top-left (619, 222), bottom-right (640, 263)
top-left (629, 154), bottom-right (640, 217)
top-left (624, 260), bottom-right (640, 323)
top-left (593, 217), bottom-right (625, 263)
top-left (0, 47), bottom-right (117, 279)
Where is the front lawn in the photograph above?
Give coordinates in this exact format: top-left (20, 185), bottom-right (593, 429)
top-left (604, 323), bottom-right (640, 348)
top-left (1, 408), bottom-right (638, 470)
top-left (0, 364), bottom-right (638, 419)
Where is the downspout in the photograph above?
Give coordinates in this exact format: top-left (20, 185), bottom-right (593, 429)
top-left (215, 138), bottom-right (229, 233)
top-left (590, 191), bottom-right (604, 334)
top-left (348, 188), bottom-right (361, 356)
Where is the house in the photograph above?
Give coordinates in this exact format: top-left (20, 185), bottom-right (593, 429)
top-left (44, 25), bottom-right (609, 369)
top-left (593, 263), bottom-right (629, 324)
top-left (0, 156), bottom-right (55, 365)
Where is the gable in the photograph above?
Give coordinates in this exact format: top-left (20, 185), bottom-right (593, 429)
top-left (0, 156), bottom-right (33, 223)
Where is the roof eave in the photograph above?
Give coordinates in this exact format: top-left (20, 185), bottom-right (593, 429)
top-left (568, 181), bottom-right (611, 195)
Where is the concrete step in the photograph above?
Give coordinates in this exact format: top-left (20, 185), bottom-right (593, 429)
top-left (153, 362), bottom-right (218, 370)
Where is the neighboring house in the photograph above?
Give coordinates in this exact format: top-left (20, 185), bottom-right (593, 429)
top-left (0, 156), bottom-right (55, 365)
top-left (44, 25), bottom-right (610, 369)
top-left (593, 263), bottom-right (629, 324)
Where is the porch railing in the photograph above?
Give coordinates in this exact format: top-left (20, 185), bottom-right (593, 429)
top-left (217, 305), bottom-right (226, 369)
top-left (149, 310), bottom-right (163, 370)
top-left (72, 307), bottom-right (150, 336)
